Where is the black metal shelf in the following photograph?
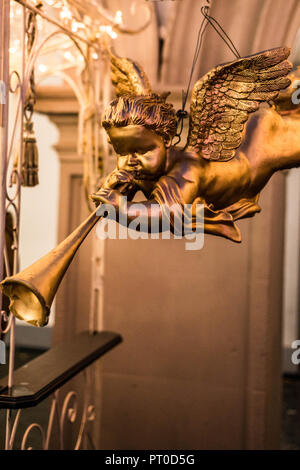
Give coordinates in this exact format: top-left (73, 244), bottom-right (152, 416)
top-left (0, 330), bottom-right (122, 409)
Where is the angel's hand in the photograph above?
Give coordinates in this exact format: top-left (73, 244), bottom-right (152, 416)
top-left (102, 169), bottom-right (135, 191)
top-left (90, 188), bottom-right (123, 211)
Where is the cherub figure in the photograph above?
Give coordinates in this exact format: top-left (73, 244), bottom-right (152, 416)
top-left (91, 48), bottom-right (300, 242)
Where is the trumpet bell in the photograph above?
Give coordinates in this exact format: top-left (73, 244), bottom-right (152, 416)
top-left (0, 207), bottom-right (100, 327)
top-left (1, 279), bottom-right (48, 327)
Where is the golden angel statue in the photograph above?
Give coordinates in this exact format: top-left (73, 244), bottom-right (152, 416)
top-left (2, 47), bottom-right (300, 328)
top-left (92, 47), bottom-right (300, 243)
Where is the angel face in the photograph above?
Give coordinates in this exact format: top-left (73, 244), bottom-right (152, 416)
top-left (107, 125), bottom-right (167, 180)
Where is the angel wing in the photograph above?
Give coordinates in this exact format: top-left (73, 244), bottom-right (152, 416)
top-left (187, 47), bottom-right (292, 161)
top-left (274, 66), bottom-right (300, 115)
top-left (110, 50), bottom-right (152, 96)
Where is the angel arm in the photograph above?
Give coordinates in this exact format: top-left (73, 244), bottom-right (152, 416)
top-left (91, 170), bottom-right (191, 233)
top-left (187, 46), bottom-right (292, 161)
top-left (92, 185), bottom-right (177, 233)
top-left (92, 180), bottom-right (243, 242)
top-left (91, 166), bottom-right (243, 242)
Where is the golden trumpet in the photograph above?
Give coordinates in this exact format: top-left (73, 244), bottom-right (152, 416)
top-left (1, 207), bottom-right (100, 327)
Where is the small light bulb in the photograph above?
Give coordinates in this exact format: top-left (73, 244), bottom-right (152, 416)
top-left (71, 21), bottom-right (78, 32)
top-left (38, 64), bottom-right (47, 73)
top-left (64, 51), bottom-right (73, 61)
top-left (92, 52), bottom-right (98, 60)
top-left (84, 15), bottom-right (91, 26)
top-left (60, 7), bottom-right (72, 20)
top-left (98, 25), bottom-right (117, 39)
top-left (114, 10), bottom-right (122, 25)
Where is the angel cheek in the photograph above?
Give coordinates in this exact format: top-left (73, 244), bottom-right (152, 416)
top-left (108, 125), bottom-right (167, 178)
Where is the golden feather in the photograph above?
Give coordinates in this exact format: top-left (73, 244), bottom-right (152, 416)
top-left (110, 50), bottom-right (152, 97)
top-left (187, 47), bottom-right (292, 161)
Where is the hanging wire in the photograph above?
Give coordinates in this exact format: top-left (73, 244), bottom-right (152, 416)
top-left (172, 10), bottom-right (209, 146)
top-left (173, 1), bottom-right (241, 146)
top-left (200, 6), bottom-right (240, 59)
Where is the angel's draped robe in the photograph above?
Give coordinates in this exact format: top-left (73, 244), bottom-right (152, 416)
top-left (151, 163), bottom-right (261, 243)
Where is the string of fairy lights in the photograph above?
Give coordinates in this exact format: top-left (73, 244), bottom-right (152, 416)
top-left (9, 0), bottom-right (124, 79)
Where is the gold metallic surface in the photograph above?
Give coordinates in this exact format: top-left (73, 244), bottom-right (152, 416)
top-left (187, 47), bottom-right (292, 161)
top-left (1, 208), bottom-right (100, 327)
top-left (2, 46), bottom-right (300, 326)
top-left (12, 121), bottom-right (39, 187)
top-left (274, 66), bottom-right (300, 116)
top-left (110, 51), bottom-right (152, 97)
top-left (20, 121), bottom-right (39, 186)
top-left (92, 47), bottom-right (298, 243)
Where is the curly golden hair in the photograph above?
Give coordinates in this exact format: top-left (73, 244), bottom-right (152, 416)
top-left (102, 94), bottom-right (178, 143)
